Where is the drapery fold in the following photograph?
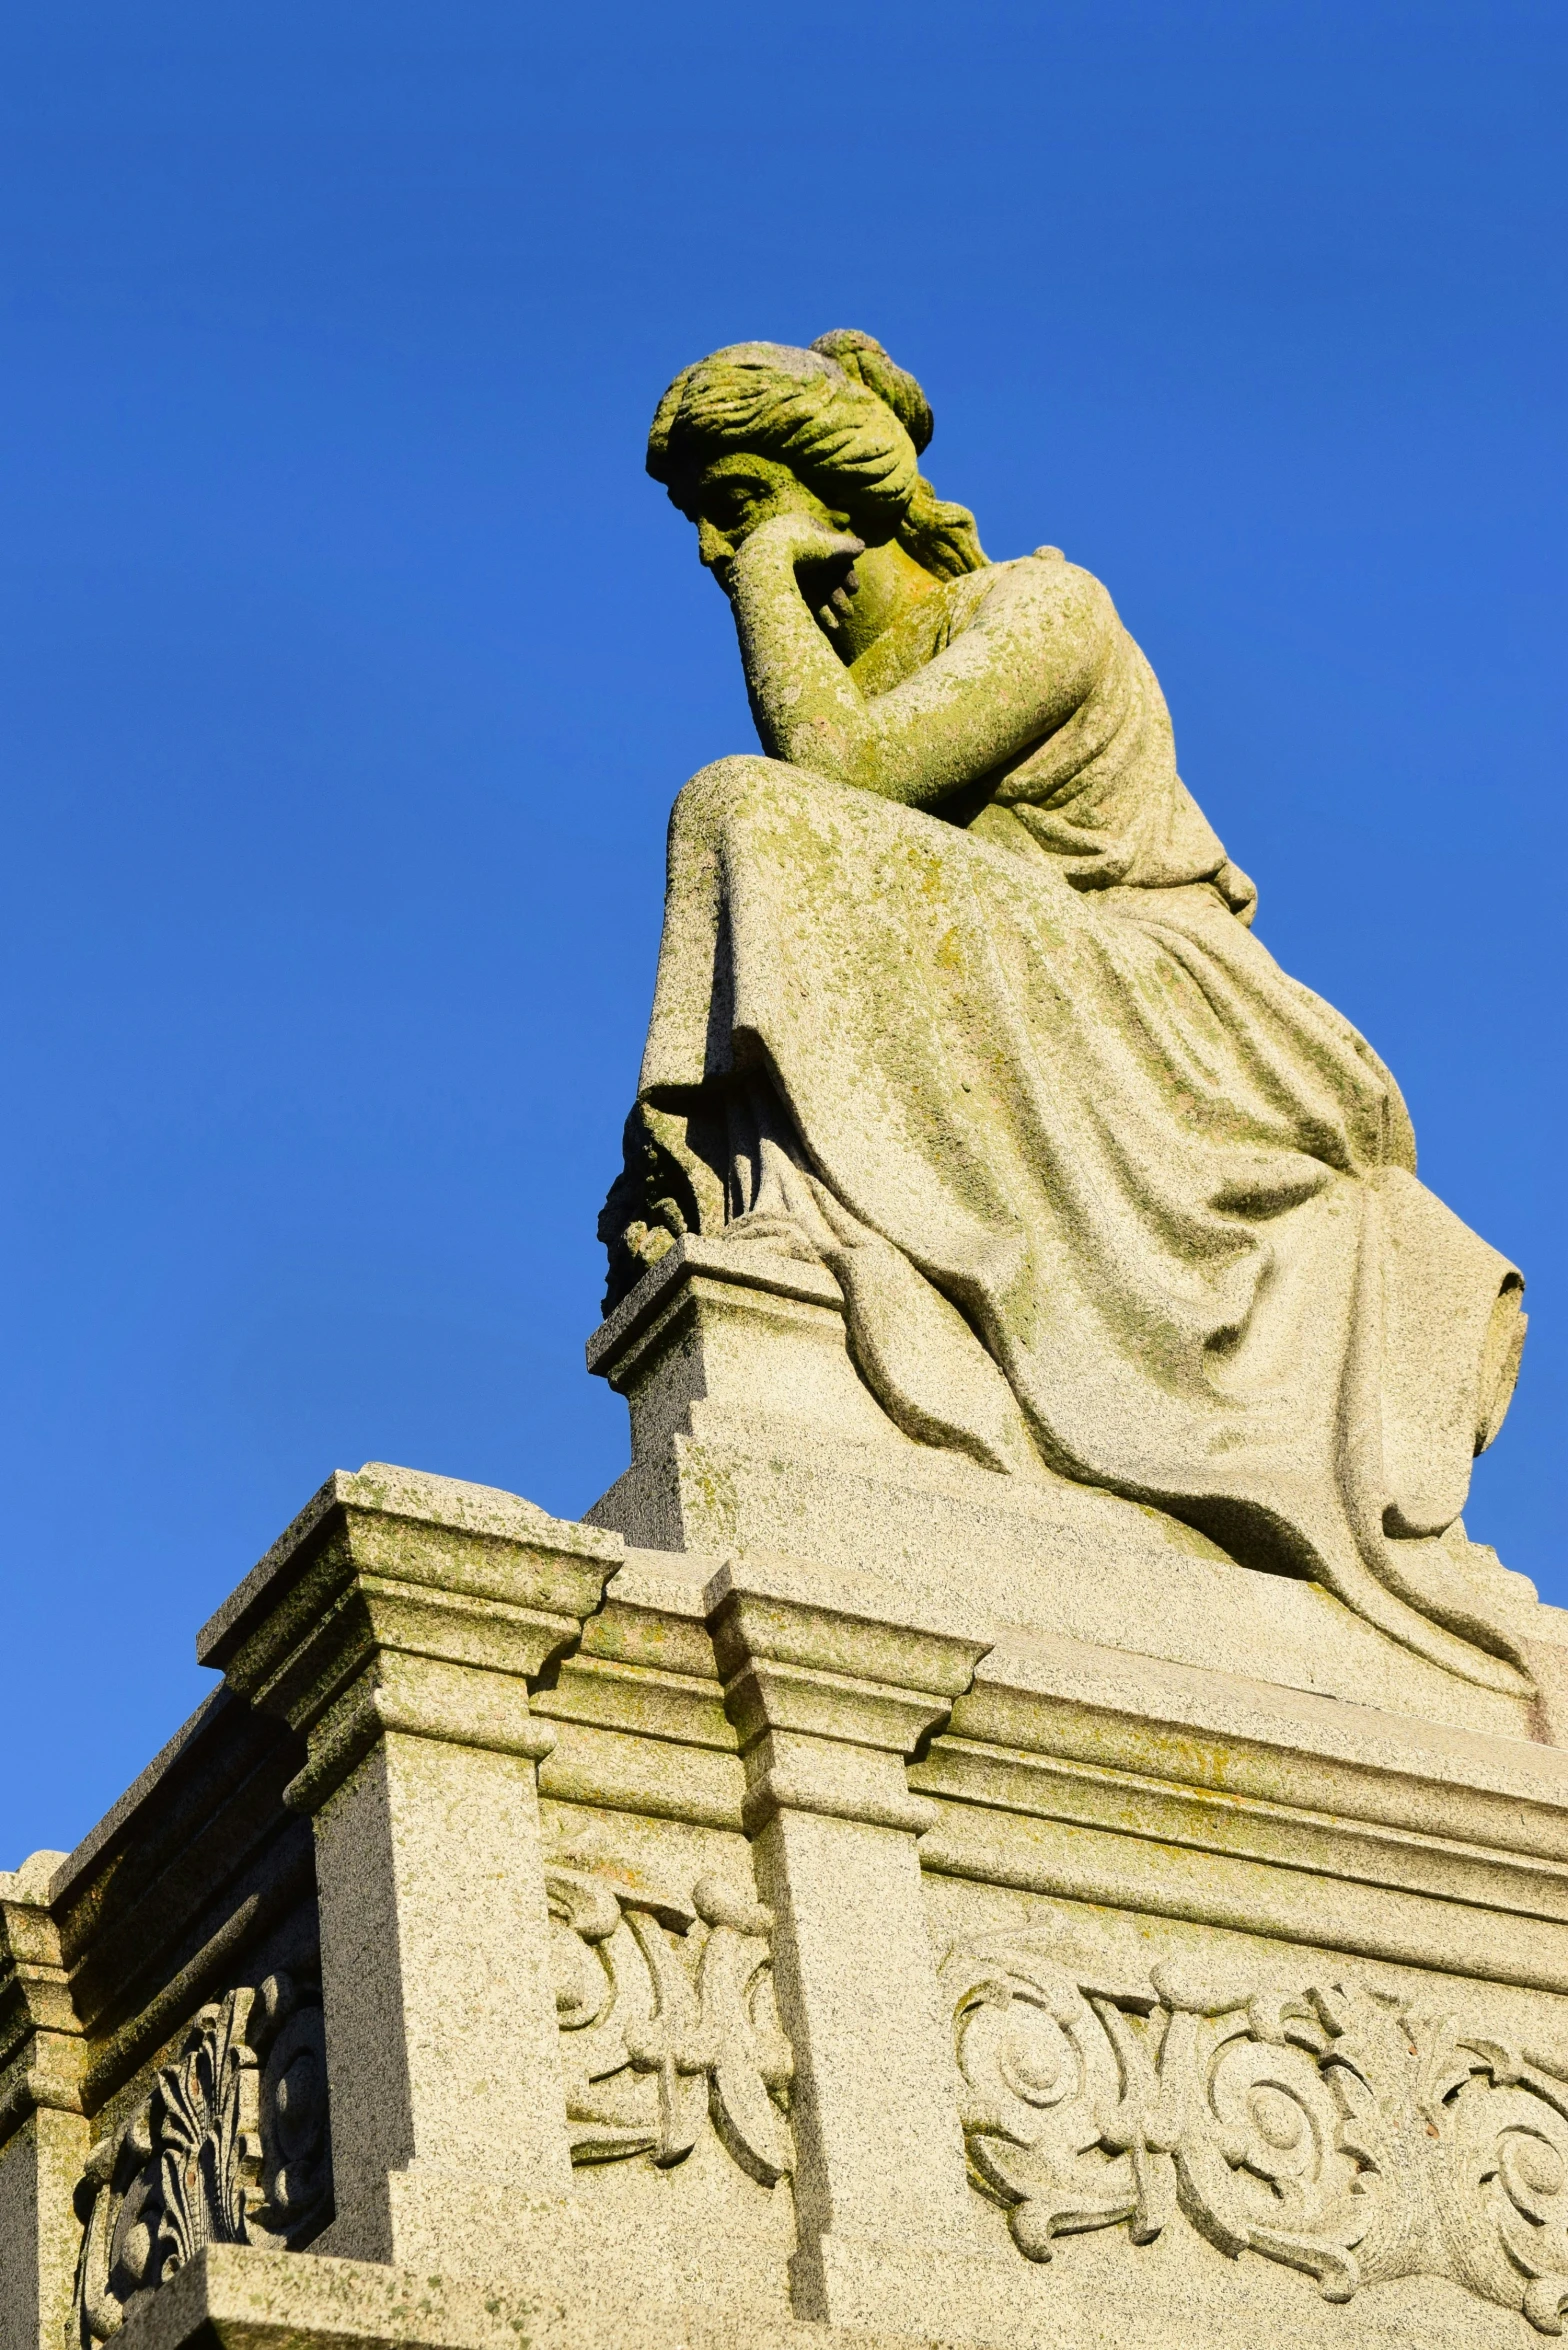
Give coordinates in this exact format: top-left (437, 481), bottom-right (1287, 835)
top-left (634, 753), bottom-right (1527, 1694)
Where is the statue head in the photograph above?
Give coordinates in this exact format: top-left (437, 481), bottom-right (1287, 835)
top-left (646, 330), bottom-right (987, 584)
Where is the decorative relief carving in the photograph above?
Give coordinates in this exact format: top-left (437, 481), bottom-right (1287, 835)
top-left (944, 1927), bottom-right (1568, 2332)
top-left (70, 1972), bottom-right (330, 2344)
top-left (547, 1866), bottom-right (792, 2183)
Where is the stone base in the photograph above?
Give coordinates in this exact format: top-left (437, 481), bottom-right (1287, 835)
top-left (9, 1393), bottom-right (1568, 2350)
top-left (113, 2244), bottom-right (902, 2350)
top-left (119, 2225), bottom-right (1567, 2350)
top-left (584, 1234), bottom-right (1557, 1742)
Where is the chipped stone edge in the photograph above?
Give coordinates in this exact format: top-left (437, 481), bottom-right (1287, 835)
top-left (195, 1462), bottom-right (624, 1670)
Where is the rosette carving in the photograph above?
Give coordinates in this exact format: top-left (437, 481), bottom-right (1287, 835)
top-left (945, 1923), bottom-right (1568, 2332)
top-left (70, 1971), bottom-right (330, 2345)
top-left (547, 1865), bottom-right (792, 2184)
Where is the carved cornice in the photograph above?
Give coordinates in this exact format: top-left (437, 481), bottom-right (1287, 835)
top-left (197, 1466), bottom-right (622, 1812)
top-left (584, 1233), bottom-right (846, 1386)
top-left (704, 1554), bottom-right (991, 1835)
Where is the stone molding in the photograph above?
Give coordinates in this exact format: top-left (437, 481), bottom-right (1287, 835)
top-left (78, 1853), bottom-right (317, 2120)
top-left (281, 1648), bottom-right (557, 1817)
top-left (195, 1466), bottom-right (621, 2273)
top-left (698, 1553), bottom-right (998, 2325)
top-left (199, 1464), bottom-right (621, 1654)
top-left (916, 1630), bottom-right (1568, 1996)
top-left (949, 1629), bottom-right (1568, 1845)
top-left (0, 1854), bottom-right (86, 2152)
top-left (198, 1464), bottom-right (621, 1811)
top-left (40, 1686), bottom-right (316, 2122)
top-left (585, 1233), bottom-right (847, 1380)
top-left (20, 1462), bottom-right (1568, 2350)
top-left (532, 1542), bottom-right (1568, 1990)
top-left (704, 1551), bottom-right (992, 1832)
top-left (583, 1240), bottom-right (1565, 1749)
top-left (98, 2241), bottom-right (948, 2350)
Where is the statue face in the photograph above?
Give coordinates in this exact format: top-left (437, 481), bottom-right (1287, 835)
top-left (689, 454), bottom-right (852, 576)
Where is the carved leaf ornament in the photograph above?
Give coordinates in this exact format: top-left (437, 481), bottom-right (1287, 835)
top-left (945, 1927), bottom-right (1568, 2331)
top-left (547, 1866), bottom-right (792, 2183)
top-left (70, 1973), bottom-right (331, 2345)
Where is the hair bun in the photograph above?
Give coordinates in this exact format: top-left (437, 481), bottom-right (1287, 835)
top-left (810, 330), bottom-right (934, 456)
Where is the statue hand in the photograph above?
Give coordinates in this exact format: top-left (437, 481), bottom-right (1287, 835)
top-left (730, 510), bottom-right (865, 599)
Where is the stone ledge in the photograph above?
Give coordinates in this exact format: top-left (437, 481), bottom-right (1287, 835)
top-left (197, 1469), bottom-right (622, 1801)
top-left (962, 1627), bottom-right (1568, 1854)
top-left (197, 1463), bottom-right (622, 1671)
top-left (919, 1732), bottom-right (1568, 1922)
top-left (115, 2245), bottom-right (957, 2350)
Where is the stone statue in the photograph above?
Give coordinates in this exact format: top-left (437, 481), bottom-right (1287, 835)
top-left (600, 329), bottom-right (1529, 1695)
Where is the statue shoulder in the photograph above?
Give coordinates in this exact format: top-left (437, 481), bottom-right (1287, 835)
top-left (854, 550), bottom-right (1118, 700)
top-left (1025, 545), bottom-right (1115, 605)
top-left (963, 547), bottom-right (1119, 649)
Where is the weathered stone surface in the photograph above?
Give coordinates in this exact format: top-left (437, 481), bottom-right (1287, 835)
top-left (610, 329), bottom-right (1532, 1698)
top-left (3, 1457), bottom-right (1567, 2349)
top-left (0, 1854), bottom-right (87, 2350)
top-left (197, 1464), bottom-right (621, 2275)
top-left (9, 330), bottom-right (1565, 2350)
top-left (110, 2226), bottom-right (1568, 2350)
top-left (0, 1852), bottom-right (85, 2149)
top-left (70, 1970), bottom-right (330, 2349)
top-left (587, 1235), bottom-right (1560, 1745)
top-left (113, 2242), bottom-right (953, 2350)
top-left (0, 1688), bottom-right (316, 2350)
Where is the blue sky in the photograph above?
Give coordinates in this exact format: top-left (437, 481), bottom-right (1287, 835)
top-left (2, 1), bottom-right (1563, 1862)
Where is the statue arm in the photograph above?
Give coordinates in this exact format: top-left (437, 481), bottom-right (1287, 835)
top-left (728, 520), bottom-right (1110, 807)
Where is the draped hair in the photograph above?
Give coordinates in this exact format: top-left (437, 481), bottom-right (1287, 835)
top-left (646, 330), bottom-right (987, 580)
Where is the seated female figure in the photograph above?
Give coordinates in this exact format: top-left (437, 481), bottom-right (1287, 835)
top-left (602, 330), bottom-right (1528, 1695)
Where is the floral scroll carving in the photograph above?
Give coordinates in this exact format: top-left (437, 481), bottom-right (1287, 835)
top-left (547, 1866), bottom-right (792, 2184)
top-left (71, 1971), bottom-right (331, 2345)
top-left (944, 1926), bottom-right (1568, 2333)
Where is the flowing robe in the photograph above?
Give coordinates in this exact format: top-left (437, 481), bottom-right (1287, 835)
top-left (614, 549), bottom-right (1527, 1691)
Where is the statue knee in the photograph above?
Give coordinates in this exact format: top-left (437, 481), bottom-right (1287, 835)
top-left (670, 754), bottom-right (808, 841)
